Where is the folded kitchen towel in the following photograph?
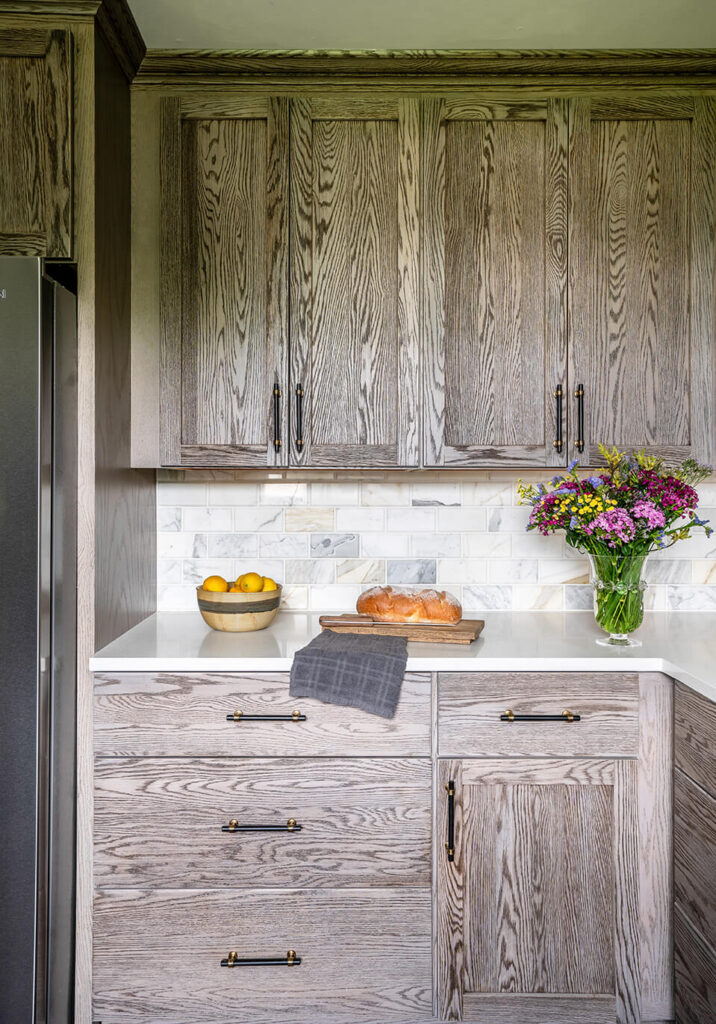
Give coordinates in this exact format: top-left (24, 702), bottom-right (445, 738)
top-left (289, 629), bottom-right (408, 719)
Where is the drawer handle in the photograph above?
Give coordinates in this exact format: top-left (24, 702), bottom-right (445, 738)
top-left (500, 709), bottom-right (581, 722)
top-left (221, 950), bottom-right (302, 968)
top-left (445, 780), bottom-right (455, 863)
top-left (226, 710), bottom-right (306, 722)
top-left (222, 818), bottom-right (302, 833)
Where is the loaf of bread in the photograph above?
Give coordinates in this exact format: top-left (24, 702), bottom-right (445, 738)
top-left (356, 586), bottom-right (462, 624)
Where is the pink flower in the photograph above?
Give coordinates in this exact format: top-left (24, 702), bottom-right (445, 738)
top-left (587, 507), bottom-right (636, 547)
top-left (632, 500), bottom-right (666, 529)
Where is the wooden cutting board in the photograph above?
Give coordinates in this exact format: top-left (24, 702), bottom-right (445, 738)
top-left (319, 614), bottom-right (484, 645)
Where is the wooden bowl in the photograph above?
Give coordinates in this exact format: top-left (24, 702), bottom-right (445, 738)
top-left (196, 585), bottom-right (282, 633)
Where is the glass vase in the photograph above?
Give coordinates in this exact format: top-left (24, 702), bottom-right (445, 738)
top-left (589, 553), bottom-right (648, 647)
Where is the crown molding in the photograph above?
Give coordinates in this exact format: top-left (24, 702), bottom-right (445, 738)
top-left (96, 0), bottom-right (145, 80)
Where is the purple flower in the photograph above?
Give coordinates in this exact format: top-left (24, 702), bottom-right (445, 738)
top-left (586, 476), bottom-right (603, 488)
top-left (632, 500), bottom-right (666, 529)
top-left (567, 459), bottom-right (579, 472)
top-left (588, 507), bottom-right (636, 547)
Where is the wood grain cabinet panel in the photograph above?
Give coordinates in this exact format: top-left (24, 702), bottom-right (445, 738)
top-left (160, 96), bottom-right (289, 466)
top-left (675, 680), bottom-right (716, 798)
top-left (422, 97), bottom-right (568, 467)
top-left (569, 97), bottom-right (716, 465)
top-left (436, 758), bottom-right (638, 1023)
top-left (438, 672), bottom-right (639, 757)
top-left (289, 97), bottom-right (420, 467)
top-left (0, 29), bottom-right (72, 257)
top-left (94, 672), bottom-right (431, 756)
top-left (674, 907), bottom-right (716, 1024)
top-left (94, 756), bottom-right (431, 888)
top-left (674, 767), bottom-right (716, 949)
top-left (93, 887), bottom-right (433, 1024)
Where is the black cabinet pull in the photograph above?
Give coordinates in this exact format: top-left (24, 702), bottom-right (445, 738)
top-left (222, 818), bottom-right (302, 833)
top-left (500, 709), bottom-right (581, 722)
top-left (272, 380), bottom-right (281, 452)
top-left (445, 780), bottom-right (455, 863)
top-left (226, 710), bottom-right (306, 723)
top-left (222, 950), bottom-right (301, 968)
top-left (574, 383), bottom-right (585, 453)
top-left (553, 384), bottom-right (563, 453)
top-left (295, 383), bottom-right (304, 452)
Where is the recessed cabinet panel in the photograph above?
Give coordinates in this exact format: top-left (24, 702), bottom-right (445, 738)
top-left (569, 97), bottom-right (716, 465)
top-left (423, 99), bottom-right (568, 467)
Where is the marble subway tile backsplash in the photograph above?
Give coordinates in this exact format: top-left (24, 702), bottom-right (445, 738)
top-left (156, 474), bottom-right (716, 612)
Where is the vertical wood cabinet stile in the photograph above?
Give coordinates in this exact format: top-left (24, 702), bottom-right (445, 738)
top-left (569, 95), bottom-right (716, 466)
top-left (422, 96), bottom-right (569, 467)
top-left (160, 95), bottom-right (290, 467)
top-left (289, 95), bottom-right (421, 467)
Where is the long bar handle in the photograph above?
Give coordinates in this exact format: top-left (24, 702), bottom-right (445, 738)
top-left (500, 709), bottom-right (581, 722)
top-left (295, 383), bottom-right (304, 452)
top-left (226, 710), bottom-right (306, 723)
top-left (553, 384), bottom-right (563, 453)
top-left (445, 781), bottom-right (455, 863)
top-left (222, 818), bottom-right (302, 833)
top-left (272, 380), bottom-right (281, 453)
top-left (574, 383), bottom-right (585, 453)
top-left (222, 950), bottom-right (301, 968)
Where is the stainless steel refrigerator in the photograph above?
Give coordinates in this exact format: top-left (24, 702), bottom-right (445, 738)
top-left (0, 257), bottom-right (77, 1023)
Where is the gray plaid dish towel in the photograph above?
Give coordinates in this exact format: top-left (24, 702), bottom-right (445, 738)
top-left (289, 630), bottom-right (408, 719)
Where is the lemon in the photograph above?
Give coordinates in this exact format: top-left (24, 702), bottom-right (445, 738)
top-left (238, 572), bottom-right (263, 593)
top-left (228, 585), bottom-right (241, 593)
top-left (262, 577), bottom-right (278, 591)
top-left (202, 575), bottom-right (228, 592)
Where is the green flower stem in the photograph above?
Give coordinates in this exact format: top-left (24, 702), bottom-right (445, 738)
top-left (589, 554), bottom-right (648, 637)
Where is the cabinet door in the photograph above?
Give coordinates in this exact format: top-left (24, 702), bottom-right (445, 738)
top-left (160, 97), bottom-right (289, 466)
top-left (570, 97), bottom-right (716, 465)
top-left (437, 759), bottom-right (639, 1024)
top-left (0, 29), bottom-right (71, 257)
top-left (423, 98), bottom-right (568, 467)
top-left (289, 97), bottom-right (420, 467)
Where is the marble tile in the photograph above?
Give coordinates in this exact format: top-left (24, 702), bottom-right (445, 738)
top-left (310, 533), bottom-right (359, 557)
top-left (463, 534), bottom-right (511, 558)
top-left (436, 507), bottom-right (486, 532)
top-left (284, 560), bottom-right (335, 584)
top-left (285, 507), bottom-right (335, 532)
top-left (538, 559), bottom-right (590, 584)
top-left (244, 559), bottom-right (284, 582)
top-left (360, 533), bottom-right (409, 558)
top-left (564, 584), bottom-right (593, 610)
top-left (258, 482), bottom-right (309, 506)
top-left (234, 506), bottom-right (283, 532)
top-left (157, 482), bottom-right (207, 505)
top-left (335, 559), bottom-right (384, 584)
top-left (183, 507), bottom-right (234, 532)
top-left (207, 534), bottom-right (259, 558)
top-left (387, 507), bottom-right (435, 532)
top-left (437, 558), bottom-right (487, 584)
top-left (361, 482), bottom-right (411, 506)
top-left (692, 559), bottom-right (716, 584)
top-left (260, 534), bottom-right (309, 558)
top-left (462, 481), bottom-right (516, 506)
top-left (157, 532), bottom-right (207, 558)
top-left (281, 585), bottom-right (309, 610)
top-left (411, 533), bottom-right (461, 557)
top-left (512, 533), bottom-right (563, 558)
top-left (335, 507), bottom-right (385, 532)
top-left (488, 559), bottom-right (538, 583)
top-left (512, 585), bottom-right (563, 611)
top-left (207, 482), bottom-right (260, 506)
top-left (157, 558), bottom-right (182, 584)
top-left (157, 507), bottom-right (181, 532)
top-left (182, 559), bottom-right (237, 585)
top-left (308, 585), bottom-right (362, 611)
top-left (309, 482), bottom-right (360, 506)
top-left (462, 585), bottom-right (512, 611)
top-left (157, 585), bottom-right (197, 611)
top-left (487, 507), bottom-right (531, 532)
top-left (387, 559), bottom-right (436, 584)
top-left (411, 482), bottom-right (461, 506)
top-left (644, 559), bottom-right (692, 584)
top-left (667, 586), bottom-right (716, 611)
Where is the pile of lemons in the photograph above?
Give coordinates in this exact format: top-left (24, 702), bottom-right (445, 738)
top-left (202, 573), bottom-right (279, 594)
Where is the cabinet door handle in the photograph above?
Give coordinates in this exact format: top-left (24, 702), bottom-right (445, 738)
top-left (221, 950), bottom-right (301, 968)
top-left (273, 380), bottom-right (282, 453)
top-left (553, 384), bottom-right (563, 453)
top-left (500, 709), bottom-right (581, 722)
top-left (226, 710), bottom-right (306, 723)
top-left (445, 780), bottom-right (455, 863)
top-left (222, 818), bottom-right (302, 833)
top-left (295, 383), bottom-right (304, 452)
top-left (574, 383), bottom-right (585, 453)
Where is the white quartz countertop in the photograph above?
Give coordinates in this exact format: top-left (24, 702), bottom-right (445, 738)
top-left (91, 611), bottom-right (716, 704)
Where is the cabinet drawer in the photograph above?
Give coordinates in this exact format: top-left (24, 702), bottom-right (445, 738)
top-left (94, 672), bottom-right (431, 756)
top-left (93, 888), bottom-right (433, 1024)
top-left (94, 757), bottom-right (431, 888)
top-left (438, 672), bottom-right (639, 757)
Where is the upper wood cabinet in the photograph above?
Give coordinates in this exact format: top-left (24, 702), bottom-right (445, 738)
top-left (0, 29), bottom-right (72, 257)
top-left (160, 96), bottom-right (289, 467)
top-left (422, 97), bottom-right (568, 468)
top-left (288, 97), bottom-right (420, 467)
top-left (569, 96), bottom-right (716, 466)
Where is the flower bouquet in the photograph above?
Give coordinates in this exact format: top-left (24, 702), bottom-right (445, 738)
top-left (518, 447), bottom-right (713, 646)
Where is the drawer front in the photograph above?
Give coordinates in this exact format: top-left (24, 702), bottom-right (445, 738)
top-left (674, 767), bottom-right (716, 948)
top-left (93, 888), bottom-right (433, 1024)
top-left (675, 681), bottom-right (716, 799)
top-left (94, 672), bottom-right (431, 756)
top-left (94, 757), bottom-right (432, 888)
top-left (438, 672), bottom-right (639, 757)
